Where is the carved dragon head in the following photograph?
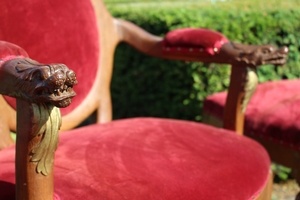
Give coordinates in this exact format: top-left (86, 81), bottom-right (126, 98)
top-left (0, 58), bottom-right (77, 108)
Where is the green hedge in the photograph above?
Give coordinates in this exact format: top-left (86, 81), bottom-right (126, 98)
top-left (108, 1), bottom-right (300, 121)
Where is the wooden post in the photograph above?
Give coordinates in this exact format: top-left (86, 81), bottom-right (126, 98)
top-left (15, 99), bottom-right (61, 200)
top-left (223, 65), bottom-right (258, 134)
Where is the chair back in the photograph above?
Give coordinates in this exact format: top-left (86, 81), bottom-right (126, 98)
top-left (0, 0), bottom-right (119, 132)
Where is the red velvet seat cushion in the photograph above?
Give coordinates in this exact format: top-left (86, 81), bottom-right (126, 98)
top-left (162, 28), bottom-right (229, 55)
top-left (0, 118), bottom-right (270, 200)
top-left (204, 79), bottom-right (300, 149)
top-left (0, 0), bottom-right (99, 116)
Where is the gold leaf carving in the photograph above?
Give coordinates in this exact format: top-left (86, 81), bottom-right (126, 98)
top-left (30, 103), bottom-right (61, 176)
top-left (241, 67), bottom-right (258, 113)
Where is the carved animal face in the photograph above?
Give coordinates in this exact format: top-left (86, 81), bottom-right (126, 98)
top-left (0, 58), bottom-right (77, 108)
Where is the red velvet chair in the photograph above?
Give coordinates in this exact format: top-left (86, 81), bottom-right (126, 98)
top-left (0, 0), bottom-right (288, 200)
top-left (204, 78), bottom-right (300, 185)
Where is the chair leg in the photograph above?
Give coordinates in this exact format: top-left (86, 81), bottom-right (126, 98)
top-left (256, 170), bottom-right (273, 200)
top-left (293, 168), bottom-right (300, 199)
top-left (296, 192), bottom-right (300, 200)
top-left (291, 157), bottom-right (300, 185)
top-left (290, 162), bottom-right (300, 199)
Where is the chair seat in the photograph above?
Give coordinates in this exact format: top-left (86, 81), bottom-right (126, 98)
top-left (204, 79), bottom-right (300, 150)
top-left (0, 118), bottom-right (270, 200)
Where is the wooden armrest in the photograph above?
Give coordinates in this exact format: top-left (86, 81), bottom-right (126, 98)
top-left (114, 19), bottom-right (289, 133)
top-left (0, 41), bottom-right (77, 199)
top-left (114, 18), bottom-right (288, 66)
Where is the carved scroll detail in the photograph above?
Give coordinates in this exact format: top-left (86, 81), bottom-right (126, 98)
top-left (241, 67), bottom-right (258, 113)
top-left (30, 103), bottom-right (62, 176)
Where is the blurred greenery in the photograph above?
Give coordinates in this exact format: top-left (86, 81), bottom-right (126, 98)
top-left (105, 0), bottom-right (299, 9)
top-left (272, 163), bottom-right (292, 181)
top-left (108, 0), bottom-right (300, 121)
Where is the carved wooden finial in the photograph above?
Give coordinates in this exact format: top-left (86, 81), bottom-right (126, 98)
top-left (0, 56), bottom-right (77, 200)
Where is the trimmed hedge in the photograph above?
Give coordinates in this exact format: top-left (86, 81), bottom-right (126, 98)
top-left (108, 1), bottom-right (300, 121)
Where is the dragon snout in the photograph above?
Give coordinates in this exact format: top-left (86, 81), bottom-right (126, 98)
top-left (1, 57), bottom-right (77, 108)
top-left (34, 66), bottom-right (77, 107)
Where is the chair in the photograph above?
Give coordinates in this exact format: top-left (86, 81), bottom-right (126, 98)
top-left (0, 0), bottom-right (288, 199)
top-left (203, 51), bottom-right (300, 184)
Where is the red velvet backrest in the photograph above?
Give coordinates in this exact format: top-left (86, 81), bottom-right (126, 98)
top-left (0, 0), bottom-right (99, 116)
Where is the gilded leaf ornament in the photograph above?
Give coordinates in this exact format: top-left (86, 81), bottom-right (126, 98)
top-left (241, 67), bottom-right (258, 113)
top-left (30, 103), bottom-right (62, 176)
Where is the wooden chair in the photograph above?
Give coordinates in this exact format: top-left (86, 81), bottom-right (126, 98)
top-left (0, 0), bottom-right (288, 199)
top-left (204, 72), bottom-right (300, 190)
top-left (203, 43), bottom-right (300, 188)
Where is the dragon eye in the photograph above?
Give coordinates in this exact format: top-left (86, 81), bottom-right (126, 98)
top-left (31, 70), bottom-right (44, 81)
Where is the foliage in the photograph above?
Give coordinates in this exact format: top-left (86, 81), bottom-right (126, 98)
top-left (271, 163), bottom-right (292, 181)
top-left (108, 1), bottom-right (300, 121)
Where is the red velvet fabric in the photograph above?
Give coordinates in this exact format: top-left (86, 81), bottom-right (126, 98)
top-left (204, 79), bottom-right (300, 149)
top-left (0, 118), bottom-right (270, 200)
top-left (162, 28), bottom-right (229, 55)
top-left (0, 0), bottom-right (99, 116)
top-left (0, 41), bottom-right (28, 61)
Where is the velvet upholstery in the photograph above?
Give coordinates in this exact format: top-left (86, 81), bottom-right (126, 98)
top-left (204, 79), bottom-right (300, 149)
top-left (0, 1), bottom-right (273, 199)
top-left (0, 118), bottom-right (270, 200)
top-left (162, 28), bottom-right (229, 55)
top-left (0, 0), bottom-right (99, 116)
top-left (0, 41), bottom-right (28, 61)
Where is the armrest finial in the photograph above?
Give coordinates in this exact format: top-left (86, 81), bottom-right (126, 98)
top-left (0, 58), bottom-right (77, 107)
top-left (0, 41), bottom-right (78, 200)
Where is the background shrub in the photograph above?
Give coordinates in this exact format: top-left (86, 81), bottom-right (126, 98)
top-left (106, 0), bottom-right (300, 121)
